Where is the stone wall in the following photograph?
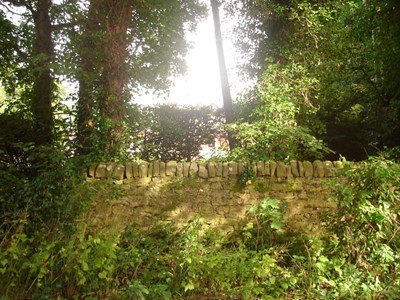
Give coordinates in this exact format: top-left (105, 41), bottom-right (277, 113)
top-left (88, 160), bottom-right (343, 234)
top-left (88, 160), bottom-right (343, 181)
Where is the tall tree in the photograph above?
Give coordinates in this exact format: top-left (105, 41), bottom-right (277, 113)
top-left (76, 0), bottom-right (133, 156)
top-left (2, 0), bottom-right (55, 146)
top-left (74, 0), bottom-right (207, 157)
top-left (31, 0), bottom-right (54, 146)
top-left (225, 0), bottom-right (400, 160)
top-left (210, 0), bottom-right (235, 149)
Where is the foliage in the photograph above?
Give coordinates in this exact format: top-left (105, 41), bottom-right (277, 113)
top-left (229, 62), bottom-right (331, 161)
top-left (1, 0), bottom-right (400, 297)
top-left (1, 156), bottom-right (400, 298)
top-left (1, 0), bottom-right (207, 158)
top-left (134, 104), bottom-right (220, 161)
top-left (226, 0), bottom-right (400, 160)
top-left (328, 156), bottom-right (400, 288)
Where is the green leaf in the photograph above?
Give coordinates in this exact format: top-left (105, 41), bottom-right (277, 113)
top-left (184, 282), bottom-right (195, 291)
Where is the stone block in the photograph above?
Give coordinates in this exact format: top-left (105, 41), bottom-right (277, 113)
top-left (257, 161), bottom-right (265, 176)
top-left (94, 163), bottom-right (107, 178)
top-left (153, 161), bottom-right (160, 177)
top-left (215, 162), bottom-right (223, 177)
top-left (333, 161), bottom-right (343, 170)
top-left (298, 161), bottom-right (304, 177)
top-left (270, 161), bottom-right (277, 177)
top-left (95, 162), bottom-right (115, 178)
top-left (88, 164), bottom-right (97, 177)
top-left (106, 162), bottom-right (117, 177)
top-left (264, 161), bottom-right (271, 176)
top-left (313, 160), bottom-right (324, 178)
top-left (160, 162), bottom-right (166, 177)
top-left (139, 162), bottom-right (149, 178)
top-left (199, 162), bottom-right (208, 178)
top-left (125, 162), bottom-right (133, 179)
top-left (290, 160), bottom-right (300, 177)
top-left (238, 162), bottom-right (245, 175)
top-left (189, 162), bottom-right (199, 178)
top-left (112, 164), bottom-right (125, 180)
top-left (208, 162), bottom-right (216, 178)
top-left (276, 161), bottom-right (287, 178)
top-left (303, 161), bottom-right (313, 178)
top-left (166, 161), bottom-right (178, 176)
top-left (323, 161), bottom-right (335, 177)
top-left (222, 162), bottom-right (229, 177)
top-left (183, 162), bottom-right (190, 177)
top-left (286, 165), bottom-right (293, 178)
top-left (132, 162), bottom-right (139, 178)
top-left (176, 163), bottom-right (183, 177)
top-left (228, 162), bottom-right (238, 176)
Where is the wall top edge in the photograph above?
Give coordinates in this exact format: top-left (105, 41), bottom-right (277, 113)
top-left (87, 160), bottom-right (344, 180)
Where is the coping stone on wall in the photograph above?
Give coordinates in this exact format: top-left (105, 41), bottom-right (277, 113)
top-left (303, 161), bottom-right (313, 178)
top-left (215, 162), bottom-right (223, 177)
top-left (199, 162), bottom-right (208, 179)
top-left (291, 161), bottom-right (300, 177)
top-left (228, 162), bottom-right (238, 176)
top-left (153, 161), bottom-right (160, 177)
top-left (286, 165), bottom-right (293, 178)
top-left (208, 162), bottom-right (216, 178)
top-left (148, 163), bottom-right (153, 178)
top-left (189, 162), bottom-right (199, 178)
top-left (139, 162), bottom-right (149, 178)
top-left (313, 160), bottom-right (324, 178)
top-left (264, 161), bottom-right (271, 176)
top-left (166, 161), bottom-right (178, 176)
top-left (159, 162), bottom-right (166, 177)
top-left (88, 164), bottom-right (97, 177)
top-left (176, 162), bottom-right (183, 177)
top-left (323, 161), bottom-right (335, 177)
top-left (333, 161), bottom-right (343, 170)
top-left (183, 162), bottom-right (190, 177)
top-left (257, 161), bottom-right (265, 176)
top-left (125, 162), bottom-right (133, 179)
top-left (132, 162), bottom-right (139, 178)
top-left (298, 161), bottom-right (305, 177)
top-left (276, 161), bottom-right (287, 178)
top-left (112, 164), bottom-right (125, 180)
top-left (88, 159), bottom-right (345, 181)
top-left (270, 161), bottom-right (277, 177)
top-left (222, 162), bottom-right (229, 177)
top-left (95, 162), bottom-right (114, 178)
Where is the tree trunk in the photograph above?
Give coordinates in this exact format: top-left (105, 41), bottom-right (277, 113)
top-left (77, 1), bottom-right (98, 155)
top-left (210, 0), bottom-right (236, 150)
top-left (77, 0), bottom-right (133, 157)
top-left (100, 0), bottom-right (132, 157)
top-left (31, 0), bottom-right (54, 146)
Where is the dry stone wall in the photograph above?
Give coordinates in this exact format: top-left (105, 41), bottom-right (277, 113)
top-left (88, 160), bottom-right (343, 233)
top-left (88, 160), bottom-right (343, 181)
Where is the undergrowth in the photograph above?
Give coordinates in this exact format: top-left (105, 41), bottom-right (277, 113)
top-left (0, 155), bottom-right (399, 299)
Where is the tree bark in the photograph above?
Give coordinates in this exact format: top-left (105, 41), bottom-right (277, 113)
top-left (100, 0), bottom-right (132, 157)
top-left (31, 0), bottom-right (54, 146)
top-left (77, 1), bottom-right (98, 155)
top-left (210, 0), bottom-right (236, 150)
top-left (77, 0), bottom-right (133, 157)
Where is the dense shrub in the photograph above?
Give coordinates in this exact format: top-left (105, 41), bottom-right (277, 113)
top-left (1, 155), bottom-right (399, 298)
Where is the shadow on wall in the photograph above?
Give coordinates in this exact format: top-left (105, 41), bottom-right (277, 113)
top-left (87, 160), bottom-right (343, 234)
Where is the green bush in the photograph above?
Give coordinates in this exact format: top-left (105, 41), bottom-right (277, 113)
top-left (1, 155), bottom-right (399, 299)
